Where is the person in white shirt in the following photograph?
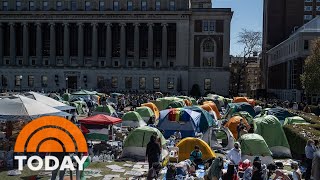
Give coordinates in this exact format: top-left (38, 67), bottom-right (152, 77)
top-left (227, 142), bottom-right (242, 166)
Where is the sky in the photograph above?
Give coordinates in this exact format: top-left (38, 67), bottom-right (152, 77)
top-left (213, 0), bottom-right (263, 56)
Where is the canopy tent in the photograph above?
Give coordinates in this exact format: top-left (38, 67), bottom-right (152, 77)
top-left (135, 106), bottom-right (155, 122)
top-left (224, 103), bottom-right (256, 120)
top-left (261, 108), bottom-right (294, 123)
top-left (122, 126), bottom-right (167, 160)
top-left (238, 133), bottom-right (273, 165)
top-left (121, 111), bottom-right (146, 127)
top-left (202, 101), bottom-right (221, 119)
top-left (94, 105), bottom-right (117, 117)
top-left (283, 116), bottom-right (308, 126)
top-left (176, 137), bottom-right (216, 162)
top-left (80, 114), bottom-right (122, 125)
top-left (158, 108), bottom-right (201, 138)
top-left (224, 115), bottom-right (250, 140)
top-left (254, 115), bottom-right (291, 158)
top-left (0, 95), bottom-right (70, 121)
top-left (184, 106), bottom-right (218, 132)
top-left (153, 97), bottom-right (186, 111)
top-left (202, 127), bottom-right (235, 150)
top-left (24, 91), bottom-right (75, 111)
top-left (141, 102), bottom-right (160, 120)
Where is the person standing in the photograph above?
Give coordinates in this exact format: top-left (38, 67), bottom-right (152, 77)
top-left (227, 142), bottom-right (242, 167)
top-left (305, 139), bottom-right (316, 180)
top-left (312, 150), bottom-right (320, 180)
top-left (146, 135), bottom-right (161, 169)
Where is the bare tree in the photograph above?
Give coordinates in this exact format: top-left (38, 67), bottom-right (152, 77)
top-left (237, 29), bottom-right (262, 59)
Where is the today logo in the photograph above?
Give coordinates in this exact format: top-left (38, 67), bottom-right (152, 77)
top-left (14, 116), bottom-right (88, 171)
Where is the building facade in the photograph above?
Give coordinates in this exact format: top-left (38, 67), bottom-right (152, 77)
top-left (0, 0), bottom-right (232, 95)
top-left (267, 17), bottom-right (320, 102)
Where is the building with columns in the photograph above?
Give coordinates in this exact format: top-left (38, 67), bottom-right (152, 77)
top-left (0, 0), bottom-right (233, 95)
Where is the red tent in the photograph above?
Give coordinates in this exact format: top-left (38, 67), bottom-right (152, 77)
top-left (79, 114), bottom-right (122, 125)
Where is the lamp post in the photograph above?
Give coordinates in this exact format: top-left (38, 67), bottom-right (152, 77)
top-left (19, 75), bottom-right (23, 93)
top-left (66, 77), bottom-right (68, 93)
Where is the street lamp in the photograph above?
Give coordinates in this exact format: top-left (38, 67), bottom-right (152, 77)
top-left (19, 75), bottom-right (23, 93)
top-left (65, 77), bottom-right (68, 93)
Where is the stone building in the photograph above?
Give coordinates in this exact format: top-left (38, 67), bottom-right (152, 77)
top-left (0, 0), bottom-right (232, 95)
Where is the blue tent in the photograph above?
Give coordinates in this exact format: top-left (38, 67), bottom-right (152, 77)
top-left (184, 106), bottom-right (218, 132)
top-left (224, 103), bottom-right (256, 119)
top-left (157, 108), bottom-right (201, 138)
top-left (263, 108), bottom-right (294, 123)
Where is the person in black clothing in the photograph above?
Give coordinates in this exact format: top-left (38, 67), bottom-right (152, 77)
top-left (252, 161), bottom-right (265, 180)
top-left (146, 135), bottom-right (161, 169)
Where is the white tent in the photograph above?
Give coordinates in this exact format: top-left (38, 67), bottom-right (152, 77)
top-left (202, 127), bottom-right (235, 150)
top-left (0, 95), bottom-right (71, 121)
top-left (24, 91), bottom-right (75, 111)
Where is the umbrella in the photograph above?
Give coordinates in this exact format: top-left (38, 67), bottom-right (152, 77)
top-left (0, 95), bottom-right (71, 121)
top-left (80, 114), bottom-right (122, 125)
top-left (24, 91), bottom-right (75, 111)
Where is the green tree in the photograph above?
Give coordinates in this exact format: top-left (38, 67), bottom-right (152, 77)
top-left (301, 38), bottom-right (320, 95)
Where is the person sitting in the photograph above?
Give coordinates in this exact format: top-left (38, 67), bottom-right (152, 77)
top-left (190, 145), bottom-right (203, 168)
top-left (147, 162), bottom-right (162, 180)
top-left (227, 142), bottom-right (241, 167)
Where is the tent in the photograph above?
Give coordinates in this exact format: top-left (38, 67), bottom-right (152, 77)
top-left (141, 102), bottom-right (160, 120)
top-left (176, 137), bottom-right (216, 162)
top-left (94, 105), bottom-right (117, 117)
top-left (72, 90), bottom-right (97, 95)
top-left (166, 101), bottom-right (185, 109)
top-left (233, 111), bottom-right (254, 124)
top-left (62, 93), bottom-right (71, 101)
top-left (153, 97), bottom-right (186, 111)
top-left (158, 108), bottom-right (201, 138)
top-left (200, 104), bottom-right (218, 120)
top-left (176, 96), bottom-right (193, 106)
top-left (224, 115), bottom-right (251, 140)
top-left (190, 98), bottom-right (198, 105)
top-left (233, 97), bottom-right (249, 103)
top-left (224, 103), bottom-right (256, 120)
top-left (80, 114), bottom-right (122, 125)
top-left (254, 115), bottom-right (291, 158)
top-left (184, 106), bottom-right (218, 132)
top-left (203, 97), bottom-right (222, 111)
top-left (202, 101), bottom-right (221, 119)
top-left (122, 126), bottom-right (167, 160)
top-left (261, 108), bottom-right (294, 123)
top-left (202, 127), bottom-right (235, 150)
top-left (238, 133), bottom-right (273, 165)
top-left (135, 106), bottom-right (155, 122)
top-left (283, 116), bottom-right (308, 126)
top-left (24, 91), bottom-right (75, 111)
top-left (70, 101), bottom-right (88, 115)
top-left (121, 111), bottom-right (146, 127)
top-left (0, 95), bottom-right (70, 121)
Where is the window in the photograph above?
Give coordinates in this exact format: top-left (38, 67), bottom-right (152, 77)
top-left (31, 59), bottom-right (35, 65)
top-left (204, 79), bottom-right (211, 90)
top-left (139, 77), bottom-right (146, 89)
top-left (203, 21), bottom-right (208, 31)
top-left (56, 1), bottom-right (62, 11)
top-left (169, 62), bottom-right (174, 67)
top-left (198, 3), bottom-right (203, 8)
top-left (1, 75), bottom-right (8, 86)
top-left (305, 0), bottom-right (312, 2)
top-left (2, 1), bottom-right (8, 11)
top-left (43, 1), bottom-right (48, 10)
top-left (113, 1), bottom-right (119, 11)
top-left (71, 1), bottom-right (76, 10)
top-left (29, 1), bottom-right (35, 10)
top-left (97, 76), bottom-right (104, 88)
top-left (142, 61), bottom-right (146, 67)
top-left (141, 1), bottom-right (147, 11)
top-left (153, 77), bottom-right (160, 89)
top-left (155, 1), bottom-right (160, 11)
top-left (304, 15), bottom-right (313, 20)
top-left (28, 75), bottom-right (34, 87)
top-left (155, 62), bottom-right (160, 68)
top-left (304, 40), bottom-right (309, 50)
top-left (114, 61), bottom-right (119, 67)
top-left (169, 1), bottom-right (175, 11)
top-left (167, 77), bottom-right (174, 89)
top-left (41, 76), bottom-right (48, 87)
top-left (127, 1), bottom-right (133, 11)
top-left (16, 1), bottom-right (21, 10)
top-left (203, 40), bottom-right (214, 52)
top-left (317, 6), bottom-right (320, 11)
top-left (100, 61), bottom-right (105, 67)
top-left (209, 21), bottom-right (215, 31)
top-left (304, 6), bottom-right (312, 11)
top-left (99, 1), bottom-right (105, 11)
top-left (15, 75), bottom-right (22, 86)
top-left (85, 1), bottom-right (91, 11)
top-left (111, 77), bottom-right (118, 88)
top-left (125, 77), bottom-right (132, 89)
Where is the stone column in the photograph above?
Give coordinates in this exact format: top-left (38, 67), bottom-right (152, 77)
top-left (63, 22), bottom-right (70, 66)
top-left (120, 23), bottom-right (126, 66)
top-left (36, 22), bottom-right (42, 65)
top-left (49, 22), bottom-right (56, 66)
top-left (92, 22), bottom-right (98, 66)
top-left (223, 19), bottom-right (231, 67)
top-left (22, 22), bottom-right (29, 66)
top-left (0, 23), bottom-right (3, 65)
top-left (134, 23), bottom-right (140, 66)
top-left (9, 22), bottom-right (16, 65)
top-left (77, 22), bottom-right (84, 66)
top-left (148, 23), bottom-right (154, 66)
top-left (105, 23), bottom-right (112, 66)
top-left (161, 23), bottom-right (168, 67)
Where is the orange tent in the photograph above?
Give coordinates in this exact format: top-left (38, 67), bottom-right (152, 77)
top-left (248, 99), bottom-right (256, 106)
top-left (233, 97), bottom-right (249, 103)
top-left (224, 115), bottom-right (250, 139)
top-left (184, 99), bottom-right (192, 106)
top-left (141, 102), bottom-right (160, 120)
top-left (202, 101), bottom-right (221, 119)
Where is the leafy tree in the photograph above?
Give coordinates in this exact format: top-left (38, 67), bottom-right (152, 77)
top-left (301, 38), bottom-right (320, 95)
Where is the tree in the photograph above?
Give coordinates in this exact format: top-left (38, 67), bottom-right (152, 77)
top-left (301, 38), bottom-right (320, 95)
top-left (237, 29), bottom-right (262, 58)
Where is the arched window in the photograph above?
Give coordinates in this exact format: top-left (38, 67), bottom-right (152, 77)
top-left (203, 40), bottom-right (214, 52)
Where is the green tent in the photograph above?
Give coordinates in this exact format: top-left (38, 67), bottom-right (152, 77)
top-left (234, 111), bottom-right (254, 124)
top-left (135, 107), bottom-right (155, 121)
top-left (62, 93), bottom-right (71, 101)
top-left (122, 111), bottom-right (146, 127)
top-left (124, 126), bottom-right (166, 147)
top-left (70, 101), bottom-right (88, 115)
top-left (283, 116), bottom-right (308, 126)
top-left (167, 101), bottom-right (185, 109)
top-left (239, 133), bottom-right (272, 156)
top-left (95, 105), bottom-right (117, 116)
top-left (153, 97), bottom-right (186, 111)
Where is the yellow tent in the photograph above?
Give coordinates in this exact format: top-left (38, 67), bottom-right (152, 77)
top-left (176, 137), bottom-right (216, 162)
top-left (141, 102), bottom-right (160, 120)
